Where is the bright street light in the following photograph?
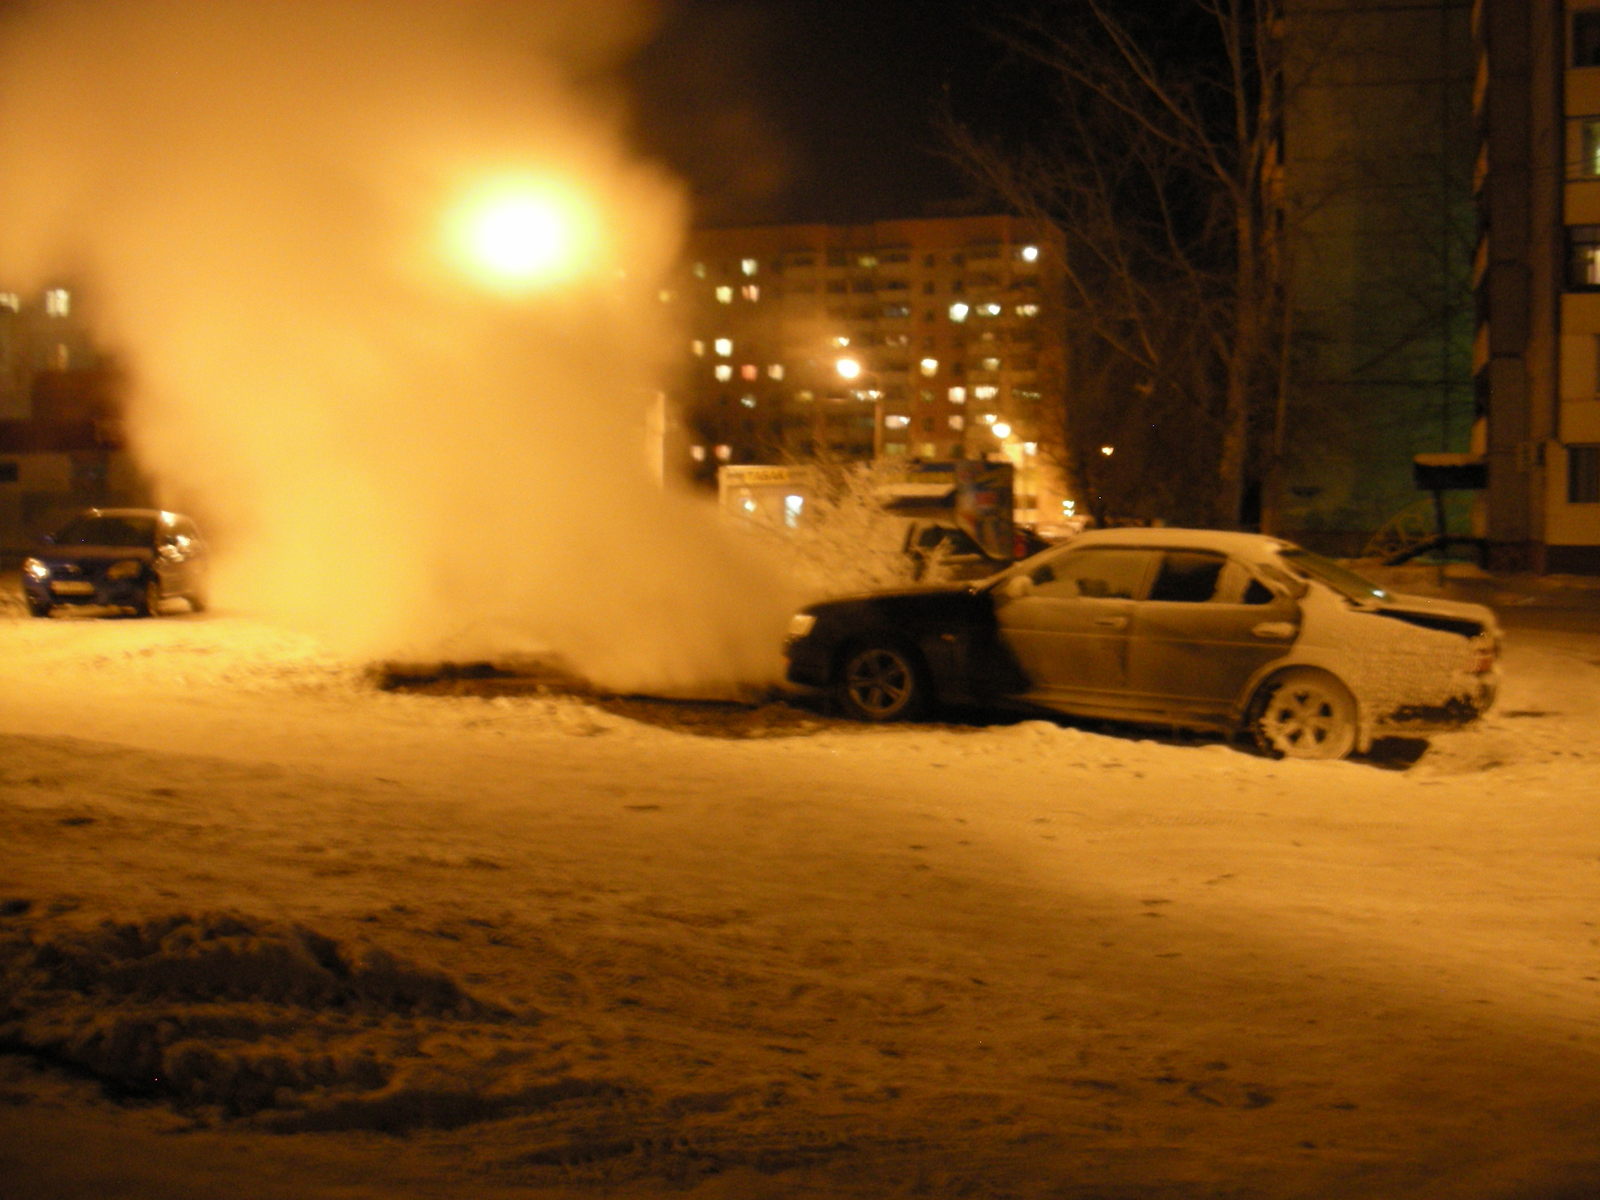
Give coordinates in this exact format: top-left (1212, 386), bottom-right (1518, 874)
top-left (447, 174), bottom-right (596, 291)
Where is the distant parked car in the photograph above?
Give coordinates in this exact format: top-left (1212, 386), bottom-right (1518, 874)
top-left (21, 508), bottom-right (209, 618)
top-left (784, 527), bottom-right (1501, 760)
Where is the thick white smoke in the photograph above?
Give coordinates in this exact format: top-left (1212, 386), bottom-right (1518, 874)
top-left (0, 0), bottom-right (799, 693)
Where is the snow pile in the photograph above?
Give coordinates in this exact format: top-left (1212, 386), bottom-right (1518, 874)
top-left (0, 909), bottom-right (615, 1132)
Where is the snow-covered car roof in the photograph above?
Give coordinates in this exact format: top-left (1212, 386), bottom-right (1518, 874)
top-left (1060, 527), bottom-right (1293, 563)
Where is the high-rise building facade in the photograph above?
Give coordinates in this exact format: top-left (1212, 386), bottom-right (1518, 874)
top-left (1278, 0), bottom-right (1477, 554)
top-left (665, 214), bottom-right (1066, 521)
top-left (1475, 1), bottom-right (1600, 571)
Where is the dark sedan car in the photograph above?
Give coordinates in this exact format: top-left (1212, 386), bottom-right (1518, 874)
top-left (21, 508), bottom-right (209, 618)
top-left (784, 527), bottom-right (1501, 760)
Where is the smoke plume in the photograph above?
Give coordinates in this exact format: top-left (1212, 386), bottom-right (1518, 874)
top-left (0, 0), bottom-right (798, 693)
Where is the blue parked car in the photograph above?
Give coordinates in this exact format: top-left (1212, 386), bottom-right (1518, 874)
top-left (21, 507), bottom-right (209, 618)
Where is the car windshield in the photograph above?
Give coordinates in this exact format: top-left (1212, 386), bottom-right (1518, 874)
top-left (1277, 547), bottom-right (1389, 603)
top-left (52, 514), bottom-right (156, 548)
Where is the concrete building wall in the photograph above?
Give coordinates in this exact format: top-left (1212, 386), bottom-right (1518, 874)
top-left (1280, 0), bottom-right (1478, 554)
top-left (1475, 0), bottom-right (1600, 573)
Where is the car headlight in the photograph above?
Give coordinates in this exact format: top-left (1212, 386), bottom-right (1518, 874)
top-left (22, 557), bottom-right (48, 581)
top-left (107, 559), bottom-right (144, 580)
top-left (786, 612), bottom-right (817, 639)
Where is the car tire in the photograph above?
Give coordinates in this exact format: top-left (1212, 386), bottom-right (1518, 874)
top-left (186, 588), bottom-right (208, 614)
top-left (25, 594), bottom-right (51, 618)
top-left (136, 576), bottom-right (163, 618)
top-left (837, 641), bottom-right (930, 722)
top-left (1249, 668), bottom-right (1358, 760)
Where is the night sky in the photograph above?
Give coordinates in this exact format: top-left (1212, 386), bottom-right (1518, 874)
top-left (627, 0), bottom-right (1043, 227)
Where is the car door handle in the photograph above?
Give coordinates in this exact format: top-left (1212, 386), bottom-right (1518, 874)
top-left (1093, 616), bottom-right (1128, 629)
top-left (1251, 621), bottom-right (1296, 639)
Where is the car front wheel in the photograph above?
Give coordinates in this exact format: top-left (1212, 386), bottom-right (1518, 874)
top-left (1250, 668), bottom-right (1358, 760)
top-left (838, 642), bottom-right (929, 722)
top-left (25, 594), bottom-right (51, 618)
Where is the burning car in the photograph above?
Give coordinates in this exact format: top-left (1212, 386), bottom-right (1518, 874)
top-left (783, 527), bottom-right (1500, 760)
top-left (21, 507), bottom-right (209, 618)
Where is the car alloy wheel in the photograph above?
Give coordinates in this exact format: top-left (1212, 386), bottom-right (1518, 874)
top-left (1251, 668), bottom-right (1357, 760)
top-left (839, 643), bottom-right (928, 722)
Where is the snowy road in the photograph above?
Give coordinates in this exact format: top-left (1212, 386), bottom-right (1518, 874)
top-left (2, 602), bottom-right (1599, 1199)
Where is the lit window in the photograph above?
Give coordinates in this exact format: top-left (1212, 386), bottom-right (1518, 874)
top-left (741, 364), bottom-right (758, 380)
top-left (714, 337), bottom-right (733, 356)
top-left (1016, 303), bottom-right (1039, 318)
top-left (796, 389), bottom-right (815, 402)
top-left (715, 444), bottom-right (732, 461)
top-left (919, 357), bottom-right (939, 376)
top-left (980, 412), bottom-right (997, 425)
top-left (885, 414), bottom-right (911, 429)
top-left (1568, 226), bottom-right (1600, 289)
top-left (44, 288), bottom-right (70, 317)
top-left (1578, 118), bottom-right (1600, 177)
top-left (948, 414), bottom-right (965, 430)
top-left (832, 335), bottom-right (851, 348)
top-left (981, 357), bottom-right (1002, 372)
top-left (741, 284), bottom-right (760, 301)
top-left (691, 339), bottom-right (705, 357)
top-left (974, 385), bottom-right (998, 401)
top-left (784, 494), bottom-right (804, 528)
top-left (0, 293), bottom-right (18, 311)
top-left (857, 253), bottom-right (878, 268)
top-left (692, 262), bottom-right (707, 278)
top-left (741, 257), bottom-right (759, 276)
top-left (740, 395), bottom-right (757, 409)
top-left (1019, 244), bottom-right (1040, 263)
top-left (948, 301), bottom-right (970, 322)
top-left (658, 289), bottom-right (674, 303)
top-left (948, 387), bottom-right (966, 403)
top-left (714, 364), bottom-right (733, 381)
top-left (919, 443), bottom-right (938, 458)
top-left (978, 302), bottom-right (1002, 317)
top-left (715, 286), bottom-right (733, 304)
top-left (768, 364), bottom-right (785, 380)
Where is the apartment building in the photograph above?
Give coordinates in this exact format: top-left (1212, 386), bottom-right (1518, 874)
top-left (1475, 1), bottom-right (1600, 571)
top-left (666, 214), bottom-right (1066, 521)
top-left (1277, 0), bottom-right (1477, 554)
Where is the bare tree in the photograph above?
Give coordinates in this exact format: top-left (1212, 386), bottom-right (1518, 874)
top-left (947, 0), bottom-right (1285, 529)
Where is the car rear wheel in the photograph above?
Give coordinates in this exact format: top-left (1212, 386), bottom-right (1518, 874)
top-left (1250, 668), bottom-right (1357, 760)
top-left (136, 576), bottom-right (163, 618)
top-left (838, 642), bottom-right (929, 722)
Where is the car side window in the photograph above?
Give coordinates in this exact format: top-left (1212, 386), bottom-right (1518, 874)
top-left (1147, 552), bottom-right (1277, 605)
top-left (1148, 551), bottom-right (1225, 602)
top-left (1030, 548), bottom-right (1153, 600)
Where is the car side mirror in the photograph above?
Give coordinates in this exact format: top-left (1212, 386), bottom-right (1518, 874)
top-left (999, 574), bottom-right (1035, 599)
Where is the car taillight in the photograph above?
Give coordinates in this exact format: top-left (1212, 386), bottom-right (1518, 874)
top-left (1468, 634), bottom-right (1498, 675)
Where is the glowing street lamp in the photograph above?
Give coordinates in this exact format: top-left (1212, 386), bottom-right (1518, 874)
top-left (447, 174), bottom-right (597, 291)
top-left (837, 356), bottom-right (890, 457)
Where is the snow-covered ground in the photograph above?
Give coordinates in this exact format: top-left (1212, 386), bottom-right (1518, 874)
top-left (2, 576), bottom-right (1599, 1199)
